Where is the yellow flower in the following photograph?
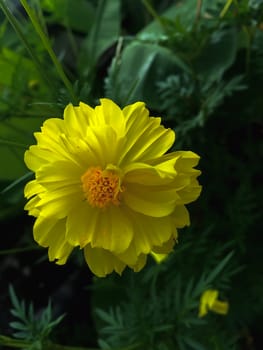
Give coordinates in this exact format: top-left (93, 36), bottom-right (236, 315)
top-left (199, 289), bottom-right (229, 317)
top-left (24, 99), bottom-right (201, 277)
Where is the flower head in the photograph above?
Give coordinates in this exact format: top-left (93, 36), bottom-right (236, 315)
top-left (199, 289), bottom-right (229, 317)
top-left (24, 99), bottom-right (201, 277)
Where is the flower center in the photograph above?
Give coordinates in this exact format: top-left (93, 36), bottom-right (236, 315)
top-left (81, 167), bottom-right (123, 208)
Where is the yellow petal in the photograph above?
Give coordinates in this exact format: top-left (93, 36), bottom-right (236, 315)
top-left (64, 103), bottom-right (91, 138)
top-left (172, 205), bottom-right (190, 228)
top-left (123, 162), bottom-right (176, 186)
top-left (174, 151), bottom-right (201, 171)
top-left (36, 160), bottom-right (83, 191)
top-left (130, 212), bottom-right (175, 255)
top-left (177, 180), bottom-right (202, 204)
top-left (198, 303), bottom-right (208, 318)
top-left (40, 117), bottom-right (65, 138)
top-left (24, 195), bottom-right (41, 217)
top-left (84, 244), bottom-right (125, 277)
top-left (33, 216), bottom-right (73, 264)
top-left (150, 236), bottom-right (175, 263)
top-left (36, 186), bottom-right (82, 219)
top-left (37, 118), bottom-right (71, 150)
top-left (120, 102), bottom-right (175, 164)
top-left (211, 300), bottom-right (229, 315)
top-left (25, 129), bottom-right (80, 171)
top-left (91, 206), bottom-right (133, 254)
top-left (150, 252), bottom-right (168, 263)
top-left (95, 99), bottom-right (125, 133)
top-left (33, 215), bottom-right (57, 244)
top-left (33, 117), bottom-right (65, 149)
top-left (66, 204), bottom-right (99, 248)
top-left (24, 180), bottom-right (44, 199)
top-left (130, 254), bottom-right (147, 272)
top-left (116, 242), bottom-right (140, 266)
top-left (79, 102), bottom-right (96, 125)
top-left (84, 125), bottom-right (123, 167)
top-left (64, 162), bottom-right (134, 252)
top-left (152, 236), bottom-right (175, 253)
top-left (33, 117), bottom-right (88, 167)
top-left (199, 289), bottom-right (229, 317)
top-left (24, 146), bottom-right (58, 172)
top-left (114, 235), bottom-right (148, 269)
top-left (201, 290), bottom-right (218, 306)
top-left (124, 181), bottom-right (179, 217)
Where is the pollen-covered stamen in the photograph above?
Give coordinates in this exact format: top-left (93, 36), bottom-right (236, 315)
top-left (81, 167), bottom-right (124, 208)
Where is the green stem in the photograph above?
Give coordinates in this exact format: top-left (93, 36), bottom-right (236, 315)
top-left (45, 343), bottom-right (99, 350)
top-left (0, 246), bottom-right (41, 256)
top-left (195, 0), bottom-right (202, 24)
top-left (0, 335), bottom-right (141, 350)
top-left (0, 138), bottom-right (28, 149)
top-left (32, 0), bottom-right (49, 36)
top-left (0, 335), bottom-right (31, 348)
top-left (19, 0), bottom-right (78, 105)
top-left (0, 0), bottom-right (54, 93)
top-left (0, 172), bottom-right (33, 196)
top-left (219, 0), bottom-right (234, 18)
top-left (0, 336), bottom-right (95, 350)
top-left (142, 0), bottom-right (164, 30)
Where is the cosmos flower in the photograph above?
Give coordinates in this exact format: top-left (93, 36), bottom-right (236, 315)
top-left (24, 98), bottom-right (201, 277)
top-left (199, 289), bottom-right (229, 317)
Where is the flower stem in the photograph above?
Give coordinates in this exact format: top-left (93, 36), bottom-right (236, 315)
top-left (195, 0), bottom-right (202, 23)
top-left (0, 138), bottom-right (28, 149)
top-left (0, 335), bottom-right (31, 348)
top-left (0, 335), bottom-right (141, 350)
top-left (220, 0), bottom-right (234, 18)
top-left (0, 245), bottom-right (41, 256)
top-left (0, 0), bottom-right (55, 93)
top-left (0, 336), bottom-right (97, 350)
top-left (142, 0), bottom-right (163, 29)
top-left (19, 0), bottom-right (78, 105)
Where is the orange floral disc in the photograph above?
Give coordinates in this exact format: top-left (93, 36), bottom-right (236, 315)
top-left (81, 167), bottom-right (123, 208)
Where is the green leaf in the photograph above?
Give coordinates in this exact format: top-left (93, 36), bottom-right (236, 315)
top-left (78, 0), bottom-right (121, 74)
top-left (194, 28), bottom-right (238, 80)
top-left (206, 251), bottom-right (235, 284)
top-left (97, 338), bottom-right (112, 350)
top-left (40, 0), bottom-right (95, 33)
top-left (139, 0), bottom-right (222, 37)
top-left (28, 303), bottom-right (34, 323)
top-left (9, 286), bottom-right (23, 315)
top-left (46, 313), bottom-right (65, 330)
top-left (95, 308), bottom-right (116, 326)
top-left (9, 321), bottom-right (28, 331)
top-left (183, 336), bottom-right (206, 350)
top-left (108, 41), bottom-right (189, 108)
